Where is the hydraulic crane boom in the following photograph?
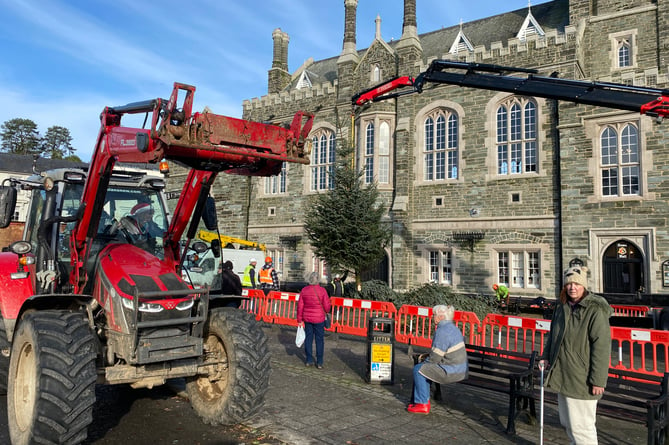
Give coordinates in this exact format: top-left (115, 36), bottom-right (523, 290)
top-left (353, 60), bottom-right (669, 119)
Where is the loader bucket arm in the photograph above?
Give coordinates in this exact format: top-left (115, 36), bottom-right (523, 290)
top-left (70, 82), bottom-right (313, 292)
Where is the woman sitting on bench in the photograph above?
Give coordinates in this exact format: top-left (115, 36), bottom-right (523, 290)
top-left (408, 304), bottom-right (469, 414)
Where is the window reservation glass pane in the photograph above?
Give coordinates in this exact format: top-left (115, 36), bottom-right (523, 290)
top-left (528, 252), bottom-right (540, 288)
top-left (424, 153), bottom-right (433, 181)
top-left (621, 124), bottom-right (638, 164)
top-left (498, 252), bottom-right (509, 285)
top-left (511, 143), bottom-right (522, 174)
top-left (441, 251), bottom-right (452, 284)
top-left (524, 102), bottom-right (536, 139)
top-left (448, 151), bottom-right (458, 179)
top-left (429, 251), bottom-right (438, 282)
top-left (497, 107), bottom-right (507, 143)
top-left (436, 151), bottom-right (446, 180)
top-left (511, 252), bottom-right (524, 288)
top-left (379, 157), bottom-right (389, 184)
top-left (510, 104), bottom-right (522, 141)
top-left (602, 167), bottom-right (618, 196)
top-left (619, 43), bottom-right (630, 67)
top-left (601, 127), bottom-right (617, 165)
top-left (498, 145), bottom-right (508, 174)
top-left (379, 122), bottom-right (390, 184)
top-left (525, 141), bottom-right (537, 172)
top-left (622, 166), bottom-right (639, 195)
top-left (365, 123), bottom-right (374, 184)
top-left (448, 115), bottom-right (458, 149)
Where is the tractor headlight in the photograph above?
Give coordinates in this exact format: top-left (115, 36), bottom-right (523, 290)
top-left (175, 300), bottom-right (194, 311)
top-left (121, 297), bottom-right (165, 313)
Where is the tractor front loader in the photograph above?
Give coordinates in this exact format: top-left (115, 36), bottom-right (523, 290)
top-left (0, 82), bottom-right (312, 445)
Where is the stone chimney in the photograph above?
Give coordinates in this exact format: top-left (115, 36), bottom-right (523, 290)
top-left (396, 0), bottom-right (422, 68)
top-left (268, 28), bottom-right (291, 94)
top-left (338, 0), bottom-right (359, 65)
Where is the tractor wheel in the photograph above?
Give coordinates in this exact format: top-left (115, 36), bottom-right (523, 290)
top-left (0, 317), bottom-right (10, 395)
top-left (186, 307), bottom-right (271, 425)
top-left (8, 310), bottom-right (97, 445)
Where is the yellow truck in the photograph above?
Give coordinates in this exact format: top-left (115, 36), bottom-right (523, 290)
top-left (182, 230), bottom-right (265, 287)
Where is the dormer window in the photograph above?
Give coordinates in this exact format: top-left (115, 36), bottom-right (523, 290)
top-left (449, 29), bottom-right (474, 54)
top-left (517, 9), bottom-right (545, 41)
top-left (296, 71), bottom-right (312, 89)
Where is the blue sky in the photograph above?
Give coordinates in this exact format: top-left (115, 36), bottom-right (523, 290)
top-left (0, 0), bottom-right (549, 160)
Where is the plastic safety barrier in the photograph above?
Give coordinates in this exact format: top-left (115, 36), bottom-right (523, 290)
top-left (395, 305), bottom-right (481, 348)
top-left (454, 311), bottom-right (483, 345)
top-left (479, 313), bottom-right (551, 355)
top-left (395, 305), bottom-right (433, 348)
top-left (330, 298), bottom-right (397, 337)
top-left (611, 305), bottom-right (650, 317)
top-left (237, 293), bottom-right (669, 376)
top-left (240, 288), bottom-right (266, 321)
top-left (262, 291), bottom-right (300, 326)
top-left (610, 326), bottom-right (669, 375)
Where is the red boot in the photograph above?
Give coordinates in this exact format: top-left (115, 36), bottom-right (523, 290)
top-left (407, 401), bottom-right (430, 414)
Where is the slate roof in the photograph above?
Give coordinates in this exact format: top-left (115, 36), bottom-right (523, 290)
top-left (284, 0), bottom-right (568, 91)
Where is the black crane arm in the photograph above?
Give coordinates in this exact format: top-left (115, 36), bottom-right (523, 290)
top-left (353, 60), bottom-right (669, 119)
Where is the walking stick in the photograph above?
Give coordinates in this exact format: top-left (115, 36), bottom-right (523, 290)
top-left (538, 361), bottom-right (546, 445)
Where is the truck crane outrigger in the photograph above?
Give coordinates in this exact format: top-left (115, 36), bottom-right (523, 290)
top-left (0, 82), bottom-right (312, 445)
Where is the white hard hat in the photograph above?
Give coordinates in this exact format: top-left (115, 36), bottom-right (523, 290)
top-left (250, 258), bottom-right (257, 263)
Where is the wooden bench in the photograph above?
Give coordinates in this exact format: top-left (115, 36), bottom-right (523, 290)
top-left (419, 344), bottom-right (538, 435)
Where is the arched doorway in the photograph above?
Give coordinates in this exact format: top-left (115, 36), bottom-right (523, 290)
top-left (602, 240), bottom-right (644, 294)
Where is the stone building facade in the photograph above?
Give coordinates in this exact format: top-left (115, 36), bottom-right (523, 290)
top-left (207, 0), bottom-right (669, 301)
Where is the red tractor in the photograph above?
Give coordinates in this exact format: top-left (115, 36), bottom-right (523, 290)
top-left (0, 83), bottom-right (312, 445)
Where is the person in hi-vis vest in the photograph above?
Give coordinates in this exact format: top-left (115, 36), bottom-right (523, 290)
top-left (259, 256), bottom-right (279, 294)
top-left (242, 258), bottom-right (257, 288)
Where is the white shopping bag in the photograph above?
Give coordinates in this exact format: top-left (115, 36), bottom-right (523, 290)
top-left (295, 326), bottom-right (305, 348)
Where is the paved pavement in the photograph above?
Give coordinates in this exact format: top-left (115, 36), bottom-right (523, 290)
top-left (247, 324), bottom-right (648, 445)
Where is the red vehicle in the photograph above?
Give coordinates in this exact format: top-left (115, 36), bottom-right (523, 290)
top-left (0, 82), bottom-right (312, 445)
